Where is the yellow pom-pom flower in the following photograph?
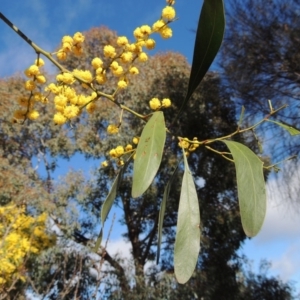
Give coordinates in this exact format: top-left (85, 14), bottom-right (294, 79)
top-left (36, 74), bottom-right (47, 84)
top-left (138, 52), bottom-right (148, 62)
top-left (162, 6), bottom-right (176, 20)
top-left (110, 61), bottom-right (119, 70)
top-left (149, 98), bottom-right (161, 110)
top-left (57, 72), bottom-right (75, 85)
top-left (117, 36), bottom-right (129, 46)
top-left (162, 98), bottom-right (171, 108)
top-left (160, 26), bottom-right (173, 39)
top-left (63, 105), bottom-right (80, 119)
top-left (145, 39), bottom-right (156, 50)
top-left (92, 57), bottom-right (103, 69)
top-left (109, 149), bottom-right (117, 158)
top-left (95, 67), bottom-right (103, 75)
top-left (57, 50), bottom-right (67, 60)
top-left (101, 160), bottom-right (108, 168)
top-left (73, 32), bottom-right (85, 43)
top-left (103, 45), bottom-right (116, 58)
top-left (115, 146), bottom-right (125, 157)
top-left (62, 42), bottom-right (73, 52)
top-left (24, 68), bottom-right (33, 78)
top-left (35, 58), bottom-right (45, 67)
top-left (133, 27), bottom-right (144, 39)
top-left (118, 79), bottom-right (128, 89)
top-left (53, 112), bottom-right (67, 125)
top-left (133, 137), bottom-right (140, 144)
top-left (125, 144), bottom-right (133, 151)
top-left (62, 35), bottom-right (73, 44)
top-left (112, 66), bottom-right (124, 77)
top-left (55, 105), bottom-right (65, 113)
top-left (45, 83), bottom-right (60, 94)
top-left (27, 110), bottom-right (39, 120)
top-left (107, 124), bottom-right (119, 134)
top-left (140, 25), bottom-right (152, 36)
top-left (152, 20), bottom-right (166, 32)
top-left (73, 69), bottom-right (93, 83)
top-left (96, 74), bottom-right (107, 84)
top-left (28, 65), bottom-right (40, 76)
top-left (129, 67), bottom-right (139, 75)
top-left (120, 52), bottom-right (133, 63)
top-left (178, 139), bottom-right (190, 149)
top-left (54, 94), bottom-right (68, 107)
top-left (24, 80), bottom-right (36, 91)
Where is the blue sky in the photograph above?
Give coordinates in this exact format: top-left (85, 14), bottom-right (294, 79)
top-left (1, 0), bottom-right (300, 295)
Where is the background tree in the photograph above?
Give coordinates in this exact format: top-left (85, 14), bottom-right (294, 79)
top-left (220, 0), bottom-right (300, 205)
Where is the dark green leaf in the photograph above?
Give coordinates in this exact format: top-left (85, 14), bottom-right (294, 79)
top-left (177, 0), bottom-right (225, 117)
top-left (222, 140), bottom-right (266, 237)
top-left (132, 111), bottom-right (166, 198)
top-left (157, 163), bottom-right (179, 264)
top-left (267, 119), bottom-right (300, 136)
top-left (174, 150), bottom-right (200, 284)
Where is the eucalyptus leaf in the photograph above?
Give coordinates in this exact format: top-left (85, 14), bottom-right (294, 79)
top-left (132, 111), bottom-right (166, 198)
top-left (222, 140), bottom-right (266, 237)
top-left (174, 151), bottom-right (200, 284)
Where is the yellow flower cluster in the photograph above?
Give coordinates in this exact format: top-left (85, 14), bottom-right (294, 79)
top-left (151, 3), bottom-right (176, 39)
top-left (15, 1), bottom-right (176, 125)
top-left (13, 58), bottom-right (48, 122)
top-left (0, 204), bottom-right (55, 287)
top-left (45, 81), bottom-right (98, 125)
top-left (178, 137), bottom-right (200, 156)
top-left (103, 137), bottom-right (139, 167)
top-left (149, 97), bottom-right (172, 110)
top-left (88, 3), bottom-right (176, 91)
top-left (56, 32), bottom-right (85, 60)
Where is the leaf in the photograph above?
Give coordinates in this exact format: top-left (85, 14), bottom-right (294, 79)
top-left (157, 163), bottom-right (179, 264)
top-left (237, 106), bottom-right (245, 128)
top-left (174, 151), bottom-right (200, 284)
top-left (132, 111), bottom-right (166, 198)
top-left (222, 140), bottom-right (266, 237)
top-left (94, 156), bottom-right (132, 251)
top-left (267, 119), bottom-right (300, 136)
top-left (177, 0), bottom-right (225, 117)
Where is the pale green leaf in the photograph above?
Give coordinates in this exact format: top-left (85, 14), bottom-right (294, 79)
top-left (132, 111), bottom-right (166, 198)
top-left (157, 163), bottom-right (179, 264)
top-left (222, 140), bottom-right (266, 237)
top-left (174, 151), bottom-right (200, 284)
top-left (94, 156), bottom-right (132, 251)
top-left (267, 119), bottom-right (300, 136)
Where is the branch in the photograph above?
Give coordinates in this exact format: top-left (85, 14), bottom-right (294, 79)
top-left (99, 247), bottom-right (130, 292)
top-left (0, 12), bottom-right (148, 122)
top-left (141, 216), bottom-right (159, 265)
